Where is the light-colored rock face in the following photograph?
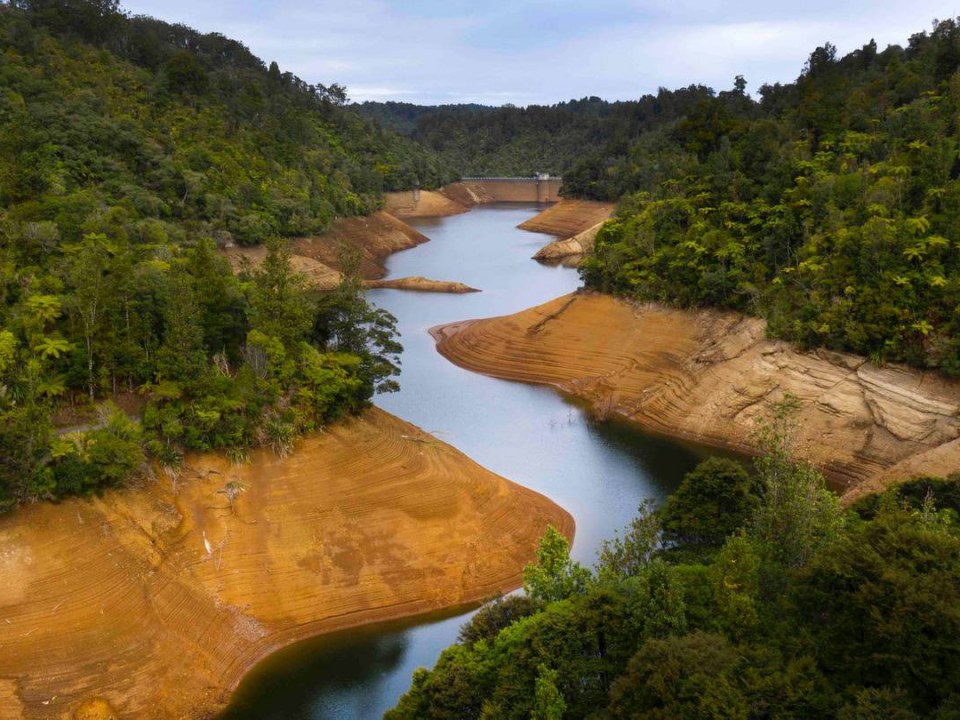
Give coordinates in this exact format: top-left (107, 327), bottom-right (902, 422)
top-left (532, 222), bottom-right (605, 262)
top-left (0, 409), bottom-right (572, 719)
top-left (432, 292), bottom-right (960, 498)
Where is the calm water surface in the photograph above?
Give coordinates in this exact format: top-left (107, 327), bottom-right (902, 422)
top-left (223, 204), bottom-right (713, 720)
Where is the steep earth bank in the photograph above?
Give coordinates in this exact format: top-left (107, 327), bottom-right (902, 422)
top-left (519, 200), bottom-right (614, 241)
top-left (292, 211), bottom-right (429, 280)
top-left (384, 189), bottom-right (471, 219)
top-left (432, 292), bottom-right (960, 498)
top-left (532, 221), bottom-right (606, 263)
top-left (223, 210), bottom-right (428, 288)
top-left (0, 408), bottom-right (571, 720)
top-left (385, 180), bottom-right (576, 221)
top-left (383, 182), bottom-right (514, 219)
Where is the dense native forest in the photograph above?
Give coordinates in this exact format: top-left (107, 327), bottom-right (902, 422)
top-left (356, 90), bottom-right (718, 177)
top-left (581, 21), bottom-right (960, 374)
top-left (0, 0), bottom-right (452, 509)
top-left (388, 408), bottom-right (960, 719)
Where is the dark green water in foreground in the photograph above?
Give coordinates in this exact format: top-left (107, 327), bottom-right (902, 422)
top-left (222, 204), bottom-right (714, 719)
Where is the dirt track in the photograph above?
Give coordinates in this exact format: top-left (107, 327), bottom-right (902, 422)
top-left (0, 409), bottom-right (571, 719)
top-left (432, 292), bottom-right (960, 500)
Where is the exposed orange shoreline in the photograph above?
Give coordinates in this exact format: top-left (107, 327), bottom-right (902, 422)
top-left (3, 194), bottom-right (603, 719)
top-left (432, 292), bottom-right (960, 503)
top-left (518, 199), bottom-right (614, 240)
top-left (0, 409), bottom-right (572, 719)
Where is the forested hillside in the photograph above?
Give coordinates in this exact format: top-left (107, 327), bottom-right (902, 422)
top-left (356, 90), bottom-right (716, 177)
top-left (582, 20), bottom-right (960, 374)
top-left (388, 410), bottom-right (960, 719)
top-left (364, 23), bottom-right (960, 377)
top-left (0, 0), bottom-right (441, 509)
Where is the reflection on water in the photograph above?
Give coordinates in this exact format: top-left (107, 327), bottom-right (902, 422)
top-left (223, 607), bottom-right (474, 720)
top-left (222, 204), bottom-right (717, 719)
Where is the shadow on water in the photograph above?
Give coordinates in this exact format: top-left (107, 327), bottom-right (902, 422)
top-left (221, 204), bottom-right (733, 719)
top-left (222, 605), bottom-right (480, 720)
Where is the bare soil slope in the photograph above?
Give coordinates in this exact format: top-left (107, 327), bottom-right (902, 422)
top-left (292, 211), bottom-right (429, 279)
top-left (432, 293), bottom-right (960, 498)
top-left (384, 190), bottom-right (470, 218)
top-left (383, 183), bottom-right (509, 219)
top-left (224, 245), bottom-right (343, 289)
top-left (519, 200), bottom-right (614, 239)
top-left (439, 182), bottom-right (497, 208)
top-left (0, 409), bottom-right (571, 719)
top-left (532, 222), bottom-right (605, 263)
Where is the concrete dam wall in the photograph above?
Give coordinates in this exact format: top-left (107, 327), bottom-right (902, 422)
top-left (460, 176), bottom-right (563, 203)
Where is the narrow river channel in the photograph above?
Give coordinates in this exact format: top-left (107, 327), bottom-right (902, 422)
top-left (222, 203), bottom-right (714, 719)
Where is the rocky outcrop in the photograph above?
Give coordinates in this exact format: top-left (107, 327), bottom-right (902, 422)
top-left (532, 221), bottom-right (605, 263)
top-left (432, 292), bottom-right (960, 498)
top-left (364, 276), bottom-right (480, 293)
top-left (0, 409), bottom-right (571, 719)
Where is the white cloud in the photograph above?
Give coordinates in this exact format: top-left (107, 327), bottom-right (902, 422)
top-left (119, 0), bottom-right (960, 105)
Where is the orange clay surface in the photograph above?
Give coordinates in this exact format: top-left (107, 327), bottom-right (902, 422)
top-left (432, 292), bottom-right (960, 501)
top-left (519, 200), bottom-right (614, 240)
top-left (291, 211), bottom-right (429, 279)
top-left (0, 408), bottom-right (572, 719)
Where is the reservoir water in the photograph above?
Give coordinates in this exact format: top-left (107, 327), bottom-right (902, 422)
top-left (222, 204), bottom-right (713, 719)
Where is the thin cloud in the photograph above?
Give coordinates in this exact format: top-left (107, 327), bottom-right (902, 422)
top-left (119, 0), bottom-right (960, 105)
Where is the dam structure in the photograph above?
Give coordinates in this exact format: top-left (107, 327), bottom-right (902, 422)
top-left (461, 174), bottom-right (562, 203)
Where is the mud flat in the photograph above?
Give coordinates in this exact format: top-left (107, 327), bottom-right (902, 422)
top-left (432, 292), bottom-right (960, 498)
top-left (364, 276), bottom-right (480, 293)
top-left (0, 408), bottom-right (571, 720)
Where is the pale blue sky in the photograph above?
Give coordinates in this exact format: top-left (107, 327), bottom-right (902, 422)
top-left (119, 1), bottom-right (960, 105)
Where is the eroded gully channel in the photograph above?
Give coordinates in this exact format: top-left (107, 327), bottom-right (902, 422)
top-left (222, 203), bottom-right (715, 719)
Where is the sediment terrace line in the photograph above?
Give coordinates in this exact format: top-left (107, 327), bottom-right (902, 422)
top-left (0, 408), bottom-right (572, 719)
top-left (431, 292), bottom-right (960, 498)
top-left (519, 199), bottom-right (614, 240)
